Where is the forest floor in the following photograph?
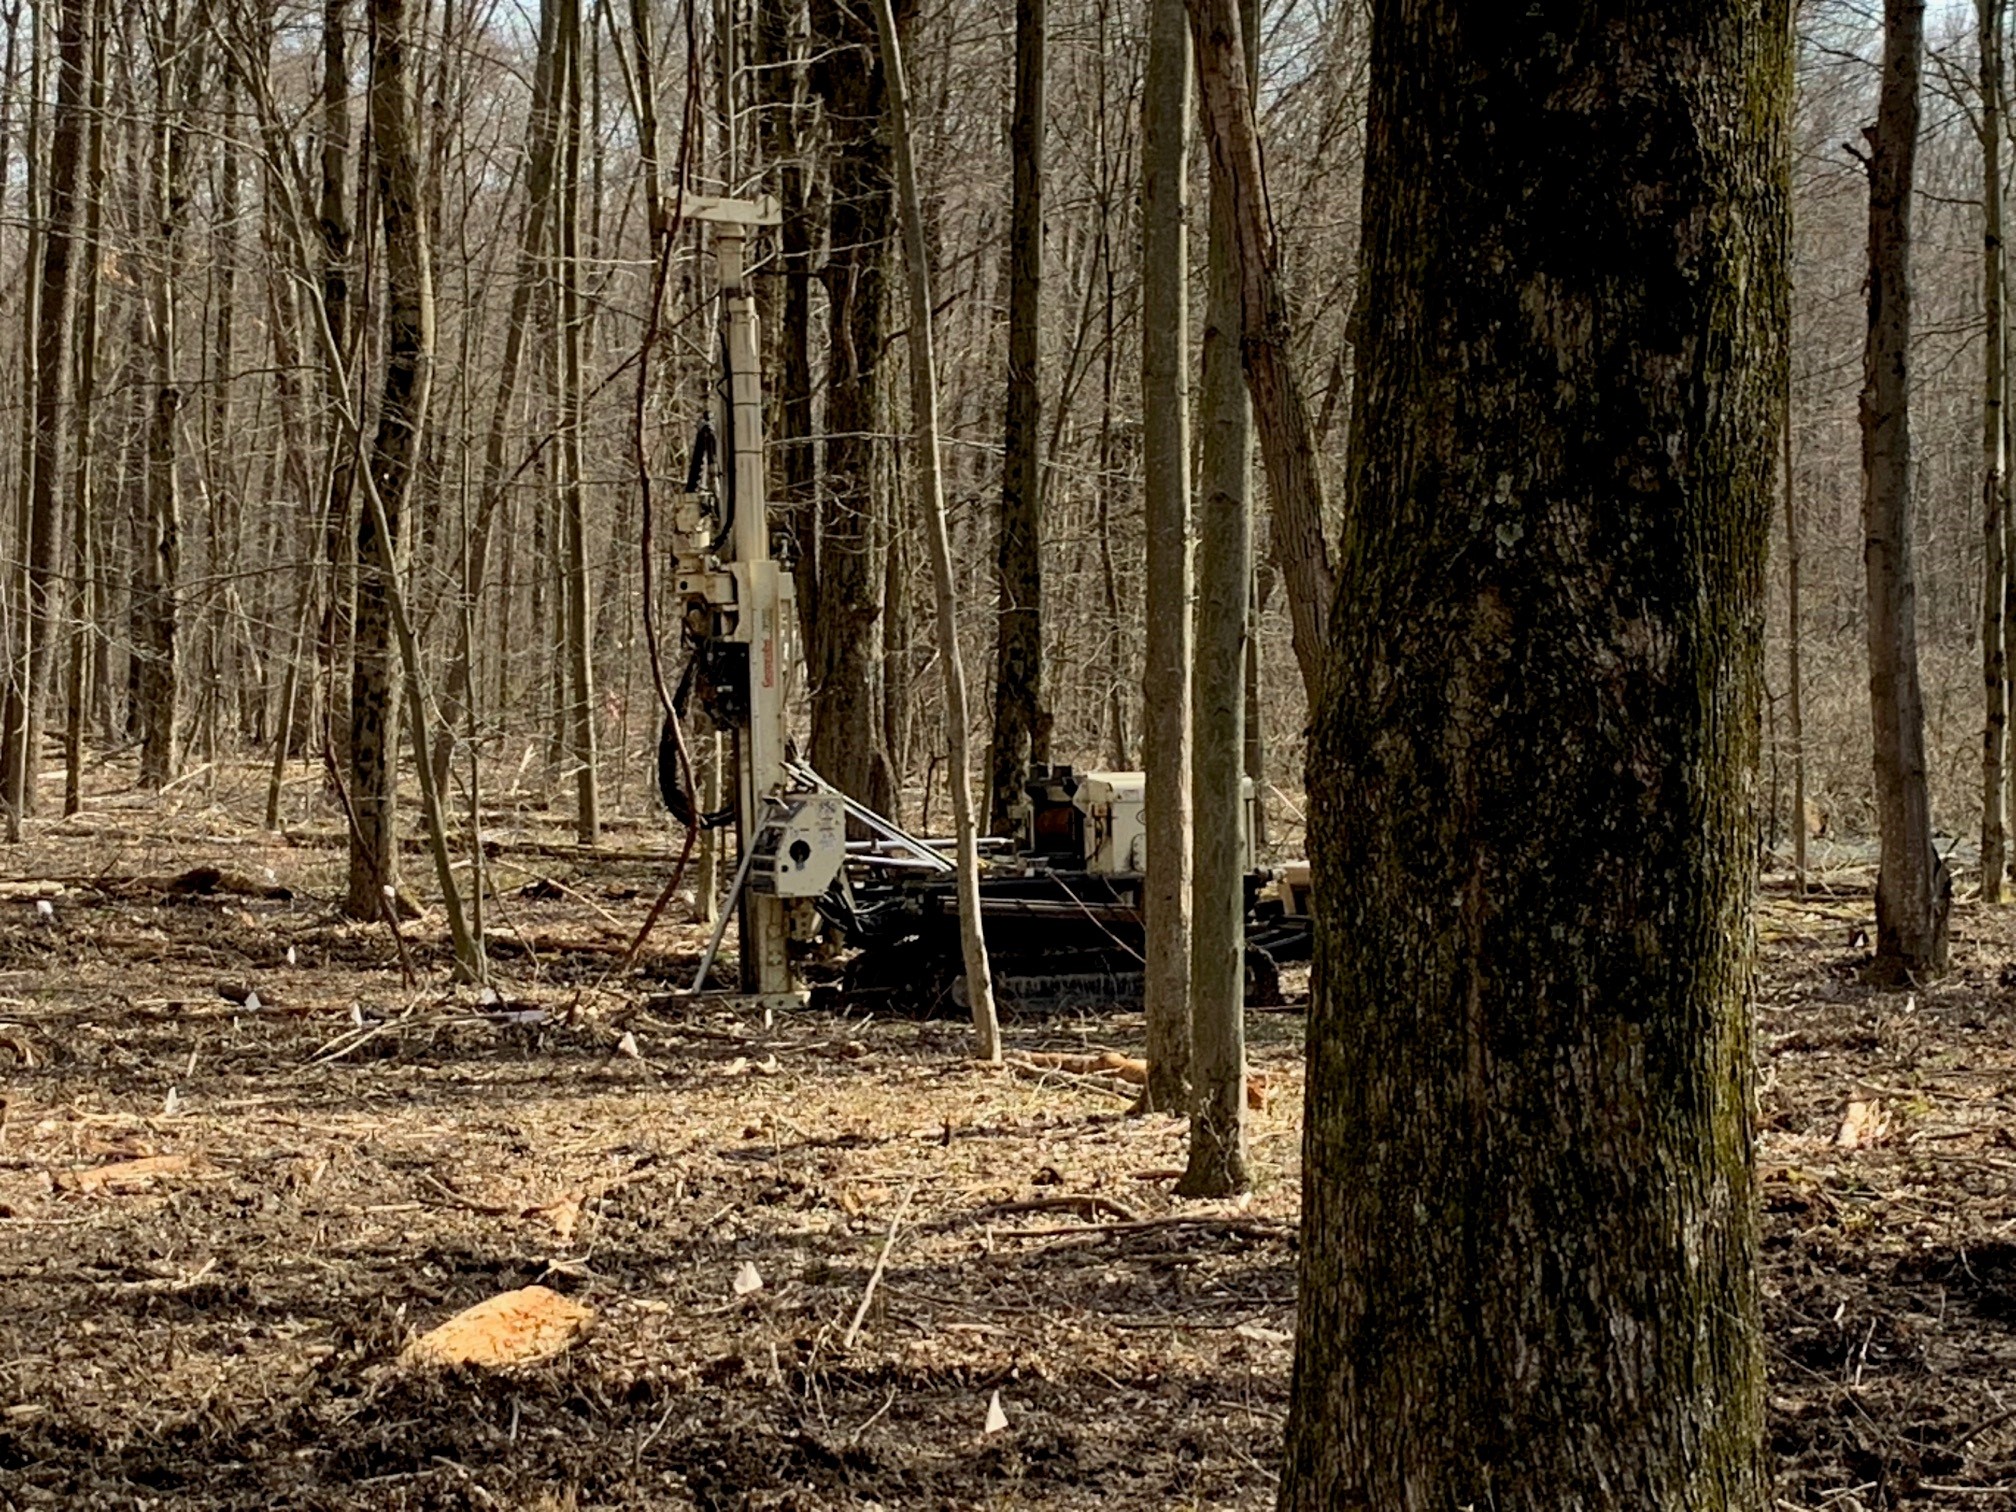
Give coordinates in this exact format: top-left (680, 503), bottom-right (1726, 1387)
top-left (0, 776), bottom-right (2009, 1510)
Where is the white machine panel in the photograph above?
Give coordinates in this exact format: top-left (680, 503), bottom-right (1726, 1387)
top-left (1074, 772), bottom-right (1147, 875)
top-left (751, 791), bottom-right (846, 898)
top-left (1072, 770), bottom-right (1254, 876)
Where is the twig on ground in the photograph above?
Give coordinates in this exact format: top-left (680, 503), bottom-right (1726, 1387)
top-left (844, 1182), bottom-right (917, 1350)
top-left (418, 1172), bottom-right (515, 1216)
top-left (992, 1214), bottom-right (1290, 1243)
top-left (977, 1193), bottom-right (1142, 1224)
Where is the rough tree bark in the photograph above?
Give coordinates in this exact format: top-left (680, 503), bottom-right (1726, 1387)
top-left (871, 0), bottom-right (999, 1064)
top-left (344, 0), bottom-right (431, 917)
top-left (1861, 0), bottom-right (1948, 980)
top-left (1982, 0), bottom-right (2008, 903)
top-left (807, 0), bottom-right (901, 808)
top-left (61, 0), bottom-right (106, 818)
top-left (987, 0), bottom-right (1046, 834)
top-left (755, 0), bottom-right (818, 665)
top-left (555, 0), bottom-right (598, 844)
top-left (1785, 404), bottom-right (1807, 894)
top-left (1281, 4), bottom-right (1783, 1506)
top-left (318, 0), bottom-right (355, 755)
top-left (0, 0), bottom-right (86, 818)
top-left (1139, 0), bottom-right (1192, 1111)
top-left (1180, 0), bottom-right (1257, 1198)
top-left (138, 0), bottom-right (198, 789)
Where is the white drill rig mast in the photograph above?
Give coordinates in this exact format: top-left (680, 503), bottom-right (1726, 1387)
top-left (672, 196), bottom-right (845, 1004)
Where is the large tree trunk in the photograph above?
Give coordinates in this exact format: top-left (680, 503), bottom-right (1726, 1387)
top-left (1281, 5), bottom-right (1782, 1506)
top-left (1138, 0), bottom-right (1192, 1111)
top-left (1180, 0), bottom-right (1256, 1198)
top-left (807, 0), bottom-right (900, 808)
top-left (344, 0), bottom-right (432, 917)
top-left (1862, 0), bottom-right (1947, 980)
top-left (1982, 0), bottom-right (2009, 904)
top-left (986, 0), bottom-right (1045, 834)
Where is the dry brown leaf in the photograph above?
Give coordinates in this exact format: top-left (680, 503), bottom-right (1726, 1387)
top-left (400, 1285), bottom-right (595, 1369)
top-left (56, 1153), bottom-right (202, 1193)
top-left (1836, 1098), bottom-right (1890, 1150)
top-left (523, 1193), bottom-right (583, 1243)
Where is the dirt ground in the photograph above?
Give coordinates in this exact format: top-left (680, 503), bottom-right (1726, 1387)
top-left (0, 781), bottom-right (2012, 1510)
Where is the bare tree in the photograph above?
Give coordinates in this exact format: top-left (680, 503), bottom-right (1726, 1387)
top-left (137, 0), bottom-right (202, 789)
top-left (1180, 0), bottom-right (1256, 1197)
top-left (871, 0), bottom-right (999, 1064)
top-left (345, 0), bottom-right (431, 918)
top-left (1, 0), bottom-right (89, 818)
top-left (1862, 0), bottom-right (1948, 979)
top-left (987, 0), bottom-right (1046, 834)
top-left (1186, 0), bottom-right (1336, 704)
top-left (1981, 0), bottom-right (2009, 902)
top-left (1139, 0), bottom-right (1191, 1111)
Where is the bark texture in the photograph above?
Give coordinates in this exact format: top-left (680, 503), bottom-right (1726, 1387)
top-left (345, 0), bottom-right (432, 917)
top-left (1861, 0), bottom-right (1948, 979)
top-left (1983, 0), bottom-right (2009, 903)
top-left (1139, 0), bottom-right (1191, 1111)
top-left (987, 0), bottom-right (1046, 835)
top-left (1282, 5), bottom-right (1783, 1506)
top-left (1180, 0), bottom-right (1256, 1199)
top-left (808, 0), bottom-right (903, 808)
top-left (0, 0), bottom-right (87, 815)
top-left (871, 0), bottom-right (999, 1063)
top-left (1186, 0), bottom-right (1336, 705)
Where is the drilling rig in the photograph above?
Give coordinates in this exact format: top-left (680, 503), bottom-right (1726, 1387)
top-left (657, 196), bottom-right (1309, 1015)
top-left (662, 195), bottom-right (845, 1007)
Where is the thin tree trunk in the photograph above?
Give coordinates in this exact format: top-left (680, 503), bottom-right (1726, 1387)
top-left (1186, 0), bottom-right (1336, 706)
top-left (1862, 0), bottom-right (1947, 980)
top-left (1139, 0), bottom-right (1192, 1111)
top-left (62, 0), bottom-right (104, 817)
top-left (756, 0), bottom-right (818, 666)
top-left (345, 0), bottom-right (427, 918)
top-left (1244, 554), bottom-right (1268, 847)
top-left (17, 0), bottom-right (87, 815)
top-left (138, 0), bottom-right (195, 790)
top-left (1983, 0), bottom-right (2008, 903)
top-left (3, 3), bottom-right (43, 840)
top-left (1784, 402), bottom-right (1807, 895)
top-left (1282, 4), bottom-right (1782, 1502)
top-left (555, 0), bottom-right (598, 844)
top-left (319, 0), bottom-right (356, 758)
top-left (987, 0), bottom-right (1045, 834)
top-left (871, 0), bottom-right (999, 1064)
top-left (1180, 0), bottom-right (1255, 1198)
top-left (431, 0), bottom-right (561, 802)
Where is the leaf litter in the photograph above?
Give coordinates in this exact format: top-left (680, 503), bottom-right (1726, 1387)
top-left (0, 800), bottom-right (2010, 1508)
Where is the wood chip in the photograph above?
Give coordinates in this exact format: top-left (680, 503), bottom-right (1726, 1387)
top-left (400, 1285), bottom-right (595, 1369)
top-left (56, 1153), bottom-right (203, 1193)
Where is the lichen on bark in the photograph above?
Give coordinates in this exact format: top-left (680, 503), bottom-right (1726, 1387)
top-left (1281, 5), bottom-right (1785, 1508)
